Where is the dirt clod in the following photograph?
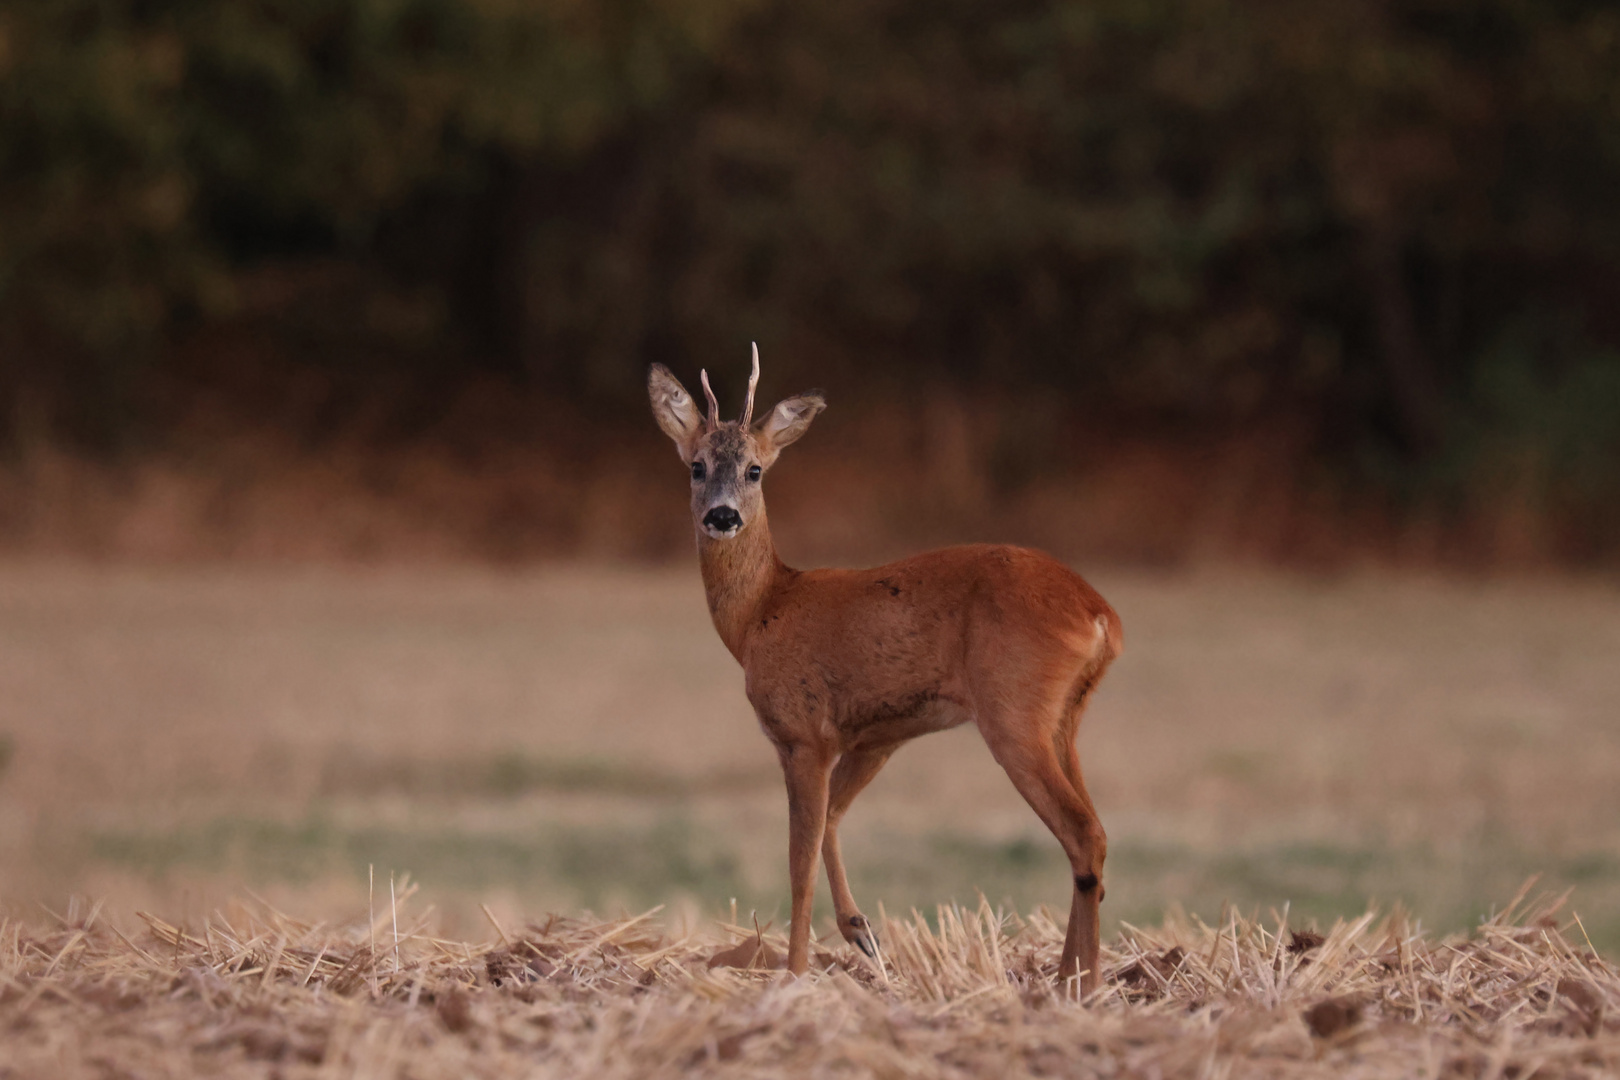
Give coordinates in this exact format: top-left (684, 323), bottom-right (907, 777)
top-left (1557, 978), bottom-right (1604, 1036)
top-left (1304, 996), bottom-right (1364, 1038)
top-left (707, 935), bottom-right (781, 971)
top-left (437, 988), bottom-right (473, 1033)
top-left (1115, 946), bottom-right (1186, 999)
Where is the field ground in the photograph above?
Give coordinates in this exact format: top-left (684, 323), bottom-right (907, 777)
top-left (0, 561), bottom-right (1617, 1076)
top-left (1, 888), bottom-right (1616, 1078)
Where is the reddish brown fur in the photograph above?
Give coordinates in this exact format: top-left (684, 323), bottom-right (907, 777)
top-left (650, 358), bottom-right (1121, 995)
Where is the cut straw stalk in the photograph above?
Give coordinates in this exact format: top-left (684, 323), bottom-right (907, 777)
top-left (391, 873), bottom-right (400, 975)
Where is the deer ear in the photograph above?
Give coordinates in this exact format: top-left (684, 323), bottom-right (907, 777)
top-left (648, 364), bottom-right (706, 460)
top-left (754, 392), bottom-right (826, 465)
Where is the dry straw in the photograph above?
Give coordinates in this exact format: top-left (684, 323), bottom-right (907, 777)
top-left (0, 884), bottom-right (1614, 1078)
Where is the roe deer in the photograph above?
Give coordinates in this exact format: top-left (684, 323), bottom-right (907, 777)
top-left (648, 347), bottom-right (1122, 995)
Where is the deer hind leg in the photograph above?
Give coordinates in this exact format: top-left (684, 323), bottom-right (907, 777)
top-left (1057, 654), bottom-right (1111, 900)
top-left (977, 698), bottom-right (1108, 999)
top-left (1055, 683), bottom-right (1109, 998)
top-left (822, 747), bottom-right (893, 959)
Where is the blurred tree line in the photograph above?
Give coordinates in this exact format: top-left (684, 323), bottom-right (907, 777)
top-left (2, 0), bottom-right (1619, 528)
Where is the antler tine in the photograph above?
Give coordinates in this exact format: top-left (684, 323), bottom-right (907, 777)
top-left (699, 369), bottom-right (720, 427)
top-left (741, 342), bottom-right (760, 427)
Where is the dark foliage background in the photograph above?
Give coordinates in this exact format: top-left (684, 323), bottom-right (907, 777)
top-left (2, 0), bottom-right (1619, 558)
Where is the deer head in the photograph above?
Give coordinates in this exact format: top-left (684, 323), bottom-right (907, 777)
top-left (648, 344), bottom-right (825, 540)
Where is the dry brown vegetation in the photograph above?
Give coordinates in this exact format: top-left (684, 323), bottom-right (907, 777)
top-left (2, 886), bottom-right (1617, 1078)
top-left (0, 396), bottom-right (1591, 568)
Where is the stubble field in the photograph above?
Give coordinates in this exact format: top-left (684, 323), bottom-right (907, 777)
top-left (0, 561), bottom-right (1616, 1076)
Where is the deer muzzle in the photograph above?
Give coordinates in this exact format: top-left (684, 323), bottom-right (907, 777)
top-left (702, 506), bottom-right (743, 537)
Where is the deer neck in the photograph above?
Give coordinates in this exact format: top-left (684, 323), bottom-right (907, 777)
top-left (698, 508), bottom-right (787, 661)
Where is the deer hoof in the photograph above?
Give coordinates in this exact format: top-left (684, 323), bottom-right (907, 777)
top-left (841, 914), bottom-right (879, 958)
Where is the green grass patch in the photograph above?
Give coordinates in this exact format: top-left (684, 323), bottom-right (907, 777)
top-left (854, 832), bottom-right (1620, 951)
top-left (85, 815), bottom-right (753, 913)
top-left (315, 750), bottom-right (776, 800)
top-left (78, 816), bottom-right (1620, 953)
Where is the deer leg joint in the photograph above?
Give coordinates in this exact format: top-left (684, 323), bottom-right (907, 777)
top-left (1075, 872), bottom-right (1100, 893)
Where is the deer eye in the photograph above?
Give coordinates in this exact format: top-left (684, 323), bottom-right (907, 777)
top-left (691, 461), bottom-right (706, 482)
top-left (747, 465), bottom-right (761, 482)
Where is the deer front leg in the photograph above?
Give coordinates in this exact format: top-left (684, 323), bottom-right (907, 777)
top-left (780, 744), bottom-right (834, 975)
top-left (823, 747), bottom-right (892, 959)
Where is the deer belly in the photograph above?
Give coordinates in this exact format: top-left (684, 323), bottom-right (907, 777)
top-left (843, 690), bottom-right (970, 747)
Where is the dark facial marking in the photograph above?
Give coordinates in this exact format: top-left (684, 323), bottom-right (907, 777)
top-left (698, 425), bottom-right (755, 485)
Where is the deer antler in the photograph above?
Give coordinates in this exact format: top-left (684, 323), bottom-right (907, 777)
top-left (699, 369), bottom-right (720, 427)
top-left (741, 342), bottom-right (760, 427)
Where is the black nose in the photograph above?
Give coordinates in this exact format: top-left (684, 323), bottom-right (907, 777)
top-left (703, 506), bottom-right (742, 533)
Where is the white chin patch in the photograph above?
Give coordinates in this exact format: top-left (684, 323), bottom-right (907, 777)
top-left (703, 524), bottom-right (741, 540)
